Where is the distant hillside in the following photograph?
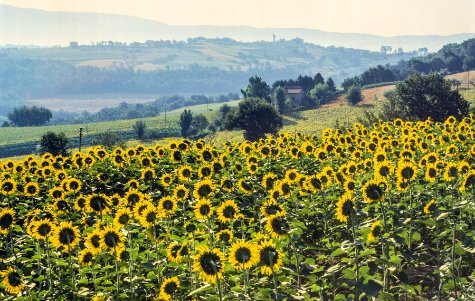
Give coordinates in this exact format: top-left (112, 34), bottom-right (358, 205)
top-left (1, 4), bottom-right (473, 52)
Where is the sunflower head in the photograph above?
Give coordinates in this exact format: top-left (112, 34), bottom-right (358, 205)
top-left (424, 199), bottom-right (436, 214)
top-left (266, 211), bottom-right (289, 238)
top-left (192, 246), bottom-right (225, 284)
top-left (216, 229), bottom-right (233, 244)
top-left (228, 240), bottom-right (259, 270)
top-left (0, 266), bottom-right (24, 294)
top-left (362, 179), bottom-right (384, 203)
top-left (367, 220), bottom-right (381, 242)
top-left (258, 240), bottom-right (284, 275)
top-left (194, 199), bottom-right (214, 221)
top-left (0, 208), bottom-right (15, 234)
top-left (335, 194), bottom-right (355, 222)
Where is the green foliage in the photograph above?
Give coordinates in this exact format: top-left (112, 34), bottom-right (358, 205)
top-left (132, 120), bottom-right (147, 140)
top-left (240, 76), bottom-right (272, 103)
top-left (38, 131), bottom-right (69, 157)
top-left (224, 97), bottom-right (283, 142)
top-left (311, 83), bottom-right (331, 104)
top-left (345, 85), bottom-right (364, 105)
top-left (341, 76), bottom-right (362, 92)
top-left (189, 114), bottom-right (209, 136)
top-left (179, 109), bottom-right (193, 138)
top-left (326, 77), bottom-right (336, 92)
top-left (314, 72), bottom-right (325, 86)
top-left (274, 86), bottom-right (287, 114)
top-left (394, 72), bottom-right (469, 122)
top-left (92, 130), bottom-right (127, 151)
top-left (7, 105), bottom-right (52, 127)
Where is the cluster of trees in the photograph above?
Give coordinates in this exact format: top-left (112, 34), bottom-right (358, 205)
top-left (5, 105), bottom-right (52, 127)
top-left (356, 72), bottom-right (469, 127)
top-left (272, 73), bottom-right (336, 92)
top-left (342, 38), bottom-right (475, 91)
top-left (178, 110), bottom-right (212, 138)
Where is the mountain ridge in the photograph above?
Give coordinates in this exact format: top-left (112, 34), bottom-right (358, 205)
top-left (1, 4), bottom-right (474, 52)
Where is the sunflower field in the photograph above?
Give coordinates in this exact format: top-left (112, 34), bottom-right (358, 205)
top-left (1, 115), bottom-right (475, 301)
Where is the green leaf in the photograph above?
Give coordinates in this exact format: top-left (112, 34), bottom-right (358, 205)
top-left (390, 255), bottom-right (401, 265)
top-left (356, 279), bottom-right (383, 297)
top-left (460, 238), bottom-right (475, 253)
top-left (147, 271), bottom-right (157, 280)
top-left (187, 283), bottom-right (211, 297)
top-left (330, 248), bottom-right (345, 257)
top-left (342, 268), bottom-right (356, 279)
top-left (412, 232), bottom-right (421, 242)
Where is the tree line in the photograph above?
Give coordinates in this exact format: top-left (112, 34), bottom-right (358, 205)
top-left (341, 38), bottom-right (475, 91)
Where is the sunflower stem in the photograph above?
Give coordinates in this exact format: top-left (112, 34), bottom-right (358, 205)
top-left (450, 191), bottom-right (458, 299)
top-left (46, 238), bottom-right (52, 291)
top-left (270, 252), bottom-right (279, 301)
top-left (351, 212), bottom-right (359, 301)
top-left (212, 263), bottom-right (223, 301)
top-left (114, 244), bottom-right (119, 301)
top-left (128, 231), bottom-right (135, 301)
top-left (379, 198), bottom-right (388, 291)
top-left (290, 240), bottom-right (301, 286)
top-left (92, 260), bottom-right (97, 292)
top-left (154, 224), bottom-right (162, 288)
top-left (67, 236), bottom-right (76, 301)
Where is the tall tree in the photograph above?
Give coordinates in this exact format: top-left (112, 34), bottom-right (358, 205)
top-left (326, 77), bottom-right (336, 92)
top-left (274, 86), bottom-right (287, 114)
top-left (179, 109), bottom-right (193, 137)
top-left (314, 73), bottom-right (325, 86)
top-left (38, 131), bottom-right (69, 157)
top-left (240, 76), bottom-right (272, 103)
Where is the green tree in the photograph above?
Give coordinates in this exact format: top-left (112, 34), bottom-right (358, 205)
top-left (326, 77), bottom-right (336, 92)
top-left (179, 109), bottom-right (193, 137)
top-left (38, 131), bottom-right (69, 157)
top-left (132, 119), bottom-right (147, 140)
top-left (345, 85), bottom-right (364, 105)
top-left (93, 130), bottom-right (127, 151)
top-left (311, 83), bottom-right (330, 104)
top-left (274, 86), bottom-right (287, 114)
top-left (393, 72), bottom-right (469, 122)
top-left (7, 105), bottom-right (52, 127)
top-left (222, 97), bottom-right (283, 142)
top-left (240, 76), bottom-right (272, 103)
top-left (341, 76), bottom-right (362, 92)
top-left (314, 73), bottom-right (325, 86)
top-left (190, 114), bottom-right (209, 134)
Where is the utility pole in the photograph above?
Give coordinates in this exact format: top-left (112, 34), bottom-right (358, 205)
top-left (79, 127), bottom-right (83, 152)
top-left (164, 102), bottom-right (167, 122)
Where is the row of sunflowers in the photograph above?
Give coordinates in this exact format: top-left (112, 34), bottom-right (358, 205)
top-left (1, 115), bottom-right (475, 300)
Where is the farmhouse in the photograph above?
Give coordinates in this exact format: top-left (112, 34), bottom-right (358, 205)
top-left (270, 86), bottom-right (305, 106)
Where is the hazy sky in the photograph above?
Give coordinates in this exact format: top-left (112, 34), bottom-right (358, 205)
top-left (1, 0), bottom-right (474, 37)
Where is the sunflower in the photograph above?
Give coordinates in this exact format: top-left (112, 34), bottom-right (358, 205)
top-left (161, 173), bottom-right (173, 187)
top-left (446, 144), bottom-right (458, 156)
top-left (317, 172), bottom-right (332, 188)
top-left (78, 248), bottom-right (95, 266)
top-left (343, 178), bottom-right (357, 194)
top-left (306, 176), bottom-right (322, 193)
top-left (141, 167), bottom-right (156, 180)
top-left (261, 199), bottom-right (285, 218)
top-left (198, 165), bottom-right (213, 179)
top-left (0, 208), bottom-right (15, 234)
top-left (72, 196), bottom-right (87, 212)
top-left (127, 179), bottom-right (140, 190)
top-left (68, 178), bottom-right (82, 193)
top-left (158, 196), bottom-right (177, 216)
top-left (237, 179), bottom-right (253, 194)
top-left (54, 170), bottom-right (68, 182)
top-left (425, 164), bottom-right (438, 182)
top-left (124, 189), bottom-right (144, 207)
top-left (114, 207), bottom-right (132, 228)
top-left (192, 246), bottom-right (225, 284)
top-left (0, 266), bottom-right (24, 295)
top-left (362, 179), bottom-right (384, 203)
top-left (284, 169), bottom-right (299, 183)
top-left (159, 276), bottom-right (180, 300)
top-left (424, 199), bottom-right (436, 214)
top-left (33, 219), bottom-right (55, 240)
top-left (458, 161), bottom-right (470, 176)
top-left (51, 221), bottom-right (81, 251)
top-left (133, 199), bottom-right (153, 220)
top-left (140, 205), bottom-right (161, 227)
top-left (170, 150), bottom-right (183, 163)
top-left (443, 162), bottom-right (459, 182)
top-left (247, 163), bottom-right (259, 175)
top-left (217, 200), bottom-right (240, 223)
top-left (49, 186), bottom-right (65, 201)
top-left (261, 173), bottom-right (277, 191)
top-left (228, 240), bottom-right (259, 270)
top-left (23, 182), bottom-right (39, 197)
top-left (396, 161), bottom-right (417, 183)
top-left (367, 220), bottom-right (381, 242)
top-left (100, 225), bottom-right (125, 254)
top-left (335, 194), bottom-right (355, 222)
top-left (167, 242), bottom-right (189, 263)
top-left (277, 179), bottom-right (293, 198)
top-left (86, 194), bottom-right (111, 215)
top-left (220, 178), bottom-right (234, 193)
top-left (193, 179), bottom-right (215, 200)
top-left (266, 211), bottom-right (289, 239)
top-left (258, 240), bottom-right (284, 275)
top-left (374, 161), bottom-right (393, 178)
top-left (216, 229), bottom-right (233, 244)
top-left (1, 179), bottom-right (17, 195)
top-left (85, 228), bottom-right (103, 254)
top-left (459, 170), bottom-right (475, 192)
top-left (194, 198), bottom-right (214, 221)
top-left (176, 165), bottom-right (193, 182)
